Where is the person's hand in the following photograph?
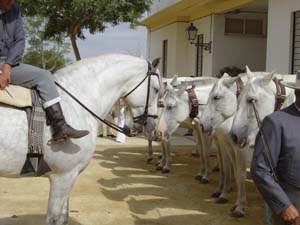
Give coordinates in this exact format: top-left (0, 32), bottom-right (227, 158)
top-left (281, 205), bottom-right (299, 224)
top-left (0, 64), bottom-right (11, 90)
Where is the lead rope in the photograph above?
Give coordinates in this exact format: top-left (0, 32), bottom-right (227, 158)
top-left (251, 100), bottom-right (278, 182)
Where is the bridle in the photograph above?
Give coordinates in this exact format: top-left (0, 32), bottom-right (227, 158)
top-left (54, 62), bottom-right (160, 136)
top-left (124, 64), bottom-right (160, 125)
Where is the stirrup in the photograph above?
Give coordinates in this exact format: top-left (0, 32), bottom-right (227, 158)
top-left (47, 136), bottom-right (68, 145)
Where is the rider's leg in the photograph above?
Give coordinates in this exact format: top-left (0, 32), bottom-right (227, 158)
top-left (7, 63), bottom-right (89, 142)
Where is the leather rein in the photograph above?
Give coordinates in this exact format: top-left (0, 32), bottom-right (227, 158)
top-left (55, 64), bottom-right (160, 136)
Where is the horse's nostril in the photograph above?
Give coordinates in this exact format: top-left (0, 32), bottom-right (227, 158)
top-left (231, 133), bottom-right (238, 143)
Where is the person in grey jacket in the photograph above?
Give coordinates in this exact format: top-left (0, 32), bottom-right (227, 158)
top-left (0, 0), bottom-right (89, 143)
top-left (251, 72), bottom-right (300, 225)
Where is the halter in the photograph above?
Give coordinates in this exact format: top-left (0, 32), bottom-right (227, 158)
top-left (55, 62), bottom-right (160, 136)
top-left (186, 87), bottom-right (199, 119)
top-left (236, 77), bottom-right (244, 98)
top-left (124, 66), bottom-right (160, 125)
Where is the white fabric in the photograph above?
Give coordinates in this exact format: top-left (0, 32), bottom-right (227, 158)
top-left (43, 96), bottom-right (62, 108)
top-left (116, 106), bottom-right (126, 143)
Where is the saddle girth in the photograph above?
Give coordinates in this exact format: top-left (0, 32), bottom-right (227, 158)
top-left (186, 87), bottom-right (199, 119)
top-left (273, 78), bottom-right (286, 111)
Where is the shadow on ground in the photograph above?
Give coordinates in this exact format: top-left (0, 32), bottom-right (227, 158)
top-left (94, 145), bottom-right (265, 225)
top-left (0, 214), bottom-right (82, 225)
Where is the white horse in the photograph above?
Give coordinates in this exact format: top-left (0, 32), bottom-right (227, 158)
top-left (156, 76), bottom-right (216, 181)
top-left (231, 68), bottom-right (295, 147)
top-left (200, 73), bottom-right (249, 217)
top-left (0, 53), bottom-right (160, 225)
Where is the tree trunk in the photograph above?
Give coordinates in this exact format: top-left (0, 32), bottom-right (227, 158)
top-left (70, 32), bottom-right (81, 61)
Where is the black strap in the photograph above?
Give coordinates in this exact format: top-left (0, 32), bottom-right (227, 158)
top-left (54, 81), bottom-right (132, 136)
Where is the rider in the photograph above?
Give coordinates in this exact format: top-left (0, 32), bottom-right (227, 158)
top-left (0, 0), bottom-right (89, 142)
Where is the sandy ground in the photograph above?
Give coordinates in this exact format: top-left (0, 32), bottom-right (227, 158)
top-left (0, 136), bottom-right (266, 225)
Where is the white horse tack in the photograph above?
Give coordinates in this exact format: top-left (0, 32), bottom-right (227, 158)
top-left (0, 53), bottom-right (160, 225)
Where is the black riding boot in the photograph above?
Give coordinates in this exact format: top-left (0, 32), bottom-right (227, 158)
top-left (45, 102), bottom-right (89, 143)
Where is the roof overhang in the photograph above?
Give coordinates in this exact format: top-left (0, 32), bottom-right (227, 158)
top-left (140, 0), bottom-right (256, 31)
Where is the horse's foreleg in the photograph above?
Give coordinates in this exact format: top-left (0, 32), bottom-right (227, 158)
top-left (216, 149), bottom-right (232, 204)
top-left (147, 132), bottom-right (154, 164)
top-left (163, 141), bottom-right (171, 173)
top-left (231, 148), bottom-right (247, 217)
top-left (157, 142), bottom-right (166, 171)
top-left (46, 172), bottom-right (78, 225)
top-left (195, 127), bottom-right (210, 184)
top-left (212, 138), bottom-right (224, 198)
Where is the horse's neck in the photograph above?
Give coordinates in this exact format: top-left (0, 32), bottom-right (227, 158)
top-left (53, 63), bottom-right (137, 139)
top-left (55, 66), bottom-right (129, 119)
top-left (195, 84), bottom-right (214, 105)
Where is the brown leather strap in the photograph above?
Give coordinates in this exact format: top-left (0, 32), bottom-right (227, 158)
top-left (236, 77), bottom-right (244, 98)
top-left (273, 78), bottom-right (286, 111)
top-left (186, 87), bottom-right (199, 119)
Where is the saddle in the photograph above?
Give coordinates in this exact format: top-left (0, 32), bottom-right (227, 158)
top-left (0, 85), bottom-right (50, 176)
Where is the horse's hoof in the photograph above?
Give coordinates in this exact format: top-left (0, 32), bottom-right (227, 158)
top-left (216, 197), bottom-right (229, 204)
top-left (191, 152), bottom-right (200, 158)
top-left (194, 175), bottom-right (203, 181)
top-left (230, 205), bottom-right (238, 212)
top-left (158, 154), bottom-right (162, 159)
top-left (162, 168), bottom-right (170, 174)
top-left (211, 192), bottom-right (221, 198)
top-left (156, 166), bottom-right (163, 171)
top-left (200, 178), bottom-right (209, 184)
top-left (230, 209), bottom-right (245, 218)
top-left (212, 166), bottom-right (220, 172)
top-left (147, 158), bottom-right (153, 164)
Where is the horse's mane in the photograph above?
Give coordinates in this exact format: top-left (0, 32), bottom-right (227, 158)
top-left (54, 53), bottom-right (145, 77)
top-left (179, 77), bottom-right (218, 88)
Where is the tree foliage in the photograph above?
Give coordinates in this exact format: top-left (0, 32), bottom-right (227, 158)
top-left (18, 0), bottom-right (152, 60)
top-left (22, 16), bottom-right (71, 72)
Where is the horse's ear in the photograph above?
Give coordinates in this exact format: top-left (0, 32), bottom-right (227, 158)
top-left (222, 76), bottom-right (240, 88)
top-left (176, 83), bottom-right (188, 96)
top-left (152, 58), bottom-right (161, 70)
top-left (222, 72), bottom-right (230, 78)
top-left (260, 71), bottom-right (275, 85)
top-left (170, 75), bottom-right (179, 87)
top-left (246, 66), bottom-right (254, 79)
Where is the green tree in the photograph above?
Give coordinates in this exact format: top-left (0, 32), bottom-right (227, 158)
top-left (23, 16), bottom-right (71, 72)
top-left (19, 0), bottom-right (152, 61)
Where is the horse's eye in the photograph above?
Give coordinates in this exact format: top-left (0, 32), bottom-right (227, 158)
top-left (166, 105), bottom-right (173, 110)
top-left (214, 96), bottom-right (221, 100)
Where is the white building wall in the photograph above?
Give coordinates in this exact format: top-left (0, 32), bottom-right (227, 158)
top-left (149, 23), bottom-right (178, 77)
top-left (148, 16), bottom-right (214, 77)
top-left (266, 0), bottom-right (300, 73)
top-left (213, 13), bottom-right (268, 76)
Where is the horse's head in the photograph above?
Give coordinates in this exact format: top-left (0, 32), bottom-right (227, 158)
top-left (156, 79), bottom-right (190, 142)
top-left (123, 58), bottom-right (161, 135)
top-left (200, 73), bottom-right (240, 135)
top-left (231, 67), bottom-right (276, 147)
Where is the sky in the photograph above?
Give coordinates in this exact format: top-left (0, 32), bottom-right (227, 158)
top-left (68, 23), bottom-right (148, 61)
